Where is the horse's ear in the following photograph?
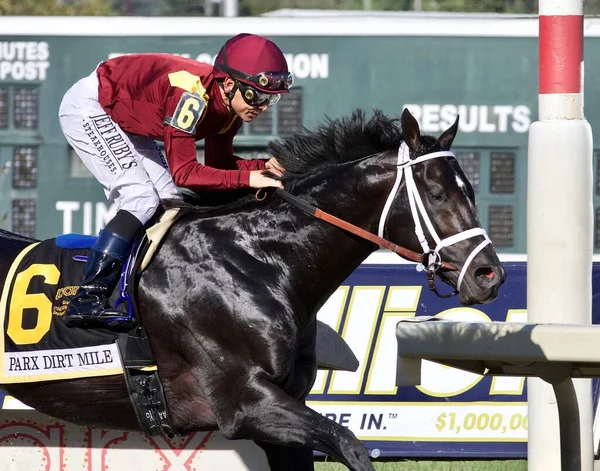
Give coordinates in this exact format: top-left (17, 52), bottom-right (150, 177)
top-left (437, 115), bottom-right (459, 151)
top-left (400, 108), bottom-right (421, 154)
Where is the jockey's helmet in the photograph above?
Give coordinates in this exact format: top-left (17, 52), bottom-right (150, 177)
top-left (214, 33), bottom-right (294, 95)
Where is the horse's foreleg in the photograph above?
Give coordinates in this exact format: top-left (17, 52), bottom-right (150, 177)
top-left (216, 383), bottom-right (374, 471)
top-left (251, 324), bottom-right (318, 470)
top-left (287, 320), bottom-right (318, 401)
top-left (255, 441), bottom-right (314, 471)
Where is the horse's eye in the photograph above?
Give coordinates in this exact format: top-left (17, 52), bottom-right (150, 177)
top-left (428, 189), bottom-right (445, 202)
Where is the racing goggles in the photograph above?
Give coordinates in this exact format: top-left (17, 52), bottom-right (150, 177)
top-left (229, 68), bottom-right (294, 92)
top-left (238, 82), bottom-right (281, 107)
top-left (252, 71), bottom-right (294, 91)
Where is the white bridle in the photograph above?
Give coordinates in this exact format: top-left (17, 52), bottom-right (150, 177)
top-left (377, 142), bottom-right (492, 291)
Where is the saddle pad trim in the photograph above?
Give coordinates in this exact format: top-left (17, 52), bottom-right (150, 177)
top-left (140, 207), bottom-right (181, 271)
top-left (0, 242), bottom-right (124, 384)
top-left (1, 344), bottom-right (123, 384)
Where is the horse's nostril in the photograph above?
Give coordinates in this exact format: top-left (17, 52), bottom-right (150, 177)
top-left (475, 267), bottom-right (495, 281)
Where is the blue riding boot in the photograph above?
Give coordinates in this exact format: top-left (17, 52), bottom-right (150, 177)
top-left (64, 229), bottom-right (132, 329)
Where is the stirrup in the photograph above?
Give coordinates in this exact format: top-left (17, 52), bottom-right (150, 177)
top-left (102, 312), bottom-right (138, 331)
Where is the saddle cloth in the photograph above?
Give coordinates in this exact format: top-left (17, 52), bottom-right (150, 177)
top-left (0, 208), bottom-right (180, 384)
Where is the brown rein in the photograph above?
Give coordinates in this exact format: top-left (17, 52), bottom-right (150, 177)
top-left (269, 189), bottom-right (457, 272)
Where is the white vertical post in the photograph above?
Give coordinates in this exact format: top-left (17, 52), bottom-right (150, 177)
top-left (527, 1), bottom-right (594, 470)
top-left (222, 0), bottom-right (238, 17)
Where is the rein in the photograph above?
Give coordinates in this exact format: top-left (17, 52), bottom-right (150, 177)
top-left (274, 188), bottom-right (455, 270)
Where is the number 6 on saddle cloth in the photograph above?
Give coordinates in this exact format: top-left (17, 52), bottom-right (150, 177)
top-left (0, 212), bottom-right (181, 435)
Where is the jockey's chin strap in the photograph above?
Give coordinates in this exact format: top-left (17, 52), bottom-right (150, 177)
top-left (377, 142), bottom-right (492, 296)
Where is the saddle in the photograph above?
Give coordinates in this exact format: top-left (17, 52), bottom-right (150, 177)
top-left (0, 208), bottom-right (181, 437)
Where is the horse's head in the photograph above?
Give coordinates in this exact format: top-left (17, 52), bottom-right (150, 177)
top-left (268, 107), bottom-right (505, 306)
top-left (381, 108), bottom-right (506, 305)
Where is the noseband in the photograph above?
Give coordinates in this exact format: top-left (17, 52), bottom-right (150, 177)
top-left (378, 142), bottom-right (492, 297)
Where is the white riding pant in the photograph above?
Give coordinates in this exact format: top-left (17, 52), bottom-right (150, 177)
top-left (58, 68), bottom-right (181, 225)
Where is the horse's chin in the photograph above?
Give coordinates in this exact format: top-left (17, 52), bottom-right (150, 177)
top-left (438, 262), bottom-right (505, 306)
top-left (457, 277), bottom-right (502, 306)
top-left (438, 272), bottom-right (500, 306)
top-left (458, 290), bottom-right (498, 306)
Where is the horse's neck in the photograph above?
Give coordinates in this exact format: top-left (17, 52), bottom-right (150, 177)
top-left (273, 159), bottom-right (394, 313)
top-left (165, 157), bottom-right (397, 326)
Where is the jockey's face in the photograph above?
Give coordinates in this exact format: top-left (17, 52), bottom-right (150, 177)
top-left (222, 78), bottom-right (269, 123)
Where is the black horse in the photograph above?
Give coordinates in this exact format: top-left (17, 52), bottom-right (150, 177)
top-left (0, 109), bottom-right (505, 471)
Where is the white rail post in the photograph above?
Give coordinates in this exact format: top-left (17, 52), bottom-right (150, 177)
top-left (527, 1), bottom-right (594, 470)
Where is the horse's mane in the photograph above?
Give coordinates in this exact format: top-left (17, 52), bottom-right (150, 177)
top-left (268, 108), bottom-right (403, 180)
top-left (168, 108), bottom-right (404, 214)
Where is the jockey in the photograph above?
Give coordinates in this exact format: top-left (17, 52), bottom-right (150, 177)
top-left (58, 33), bottom-right (292, 328)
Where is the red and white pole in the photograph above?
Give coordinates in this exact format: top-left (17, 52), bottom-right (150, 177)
top-left (528, 1), bottom-right (593, 470)
top-left (538, 5), bottom-right (584, 119)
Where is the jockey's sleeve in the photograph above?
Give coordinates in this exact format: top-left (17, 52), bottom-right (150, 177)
top-left (205, 119), bottom-right (266, 173)
top-left (234, 155), bottom-right (267, 172)
top-left (163, 125), bottom-right (252, 191)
